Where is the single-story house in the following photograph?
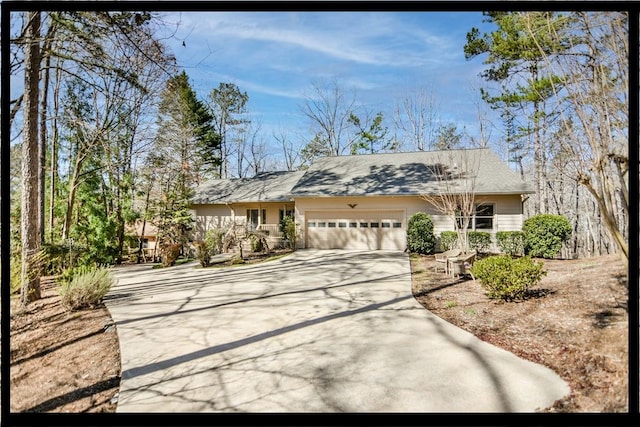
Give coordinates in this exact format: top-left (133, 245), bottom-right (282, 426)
top-left (189, 148), bottom-right (535, 252)
top-left (125, 220), bottom-right (160, 261)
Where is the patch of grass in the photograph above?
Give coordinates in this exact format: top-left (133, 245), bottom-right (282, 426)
top-left (59, 266), bottom-right (114, 311)
top-left (444, 300), bottom-right (458, 309)
top-left (463, 308), bottom-right (477, 316)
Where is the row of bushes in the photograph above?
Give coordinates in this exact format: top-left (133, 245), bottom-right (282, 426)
top-left (441, 230), bottom-right (529, 256)
top-left (407, 212), bottom-right (572, 259)
top-left (49, 214), bottom-right (565, 311)
top-left (194, 217), bottom-right (299, 268)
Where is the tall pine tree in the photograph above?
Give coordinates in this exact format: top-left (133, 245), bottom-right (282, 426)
top-left (148, 71), bottom-right (220, 250)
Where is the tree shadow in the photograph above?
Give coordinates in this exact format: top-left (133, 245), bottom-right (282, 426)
top-left (11, 328), bottom-right (106, 367)
top-left (23, 377), bottom-right (120, 412)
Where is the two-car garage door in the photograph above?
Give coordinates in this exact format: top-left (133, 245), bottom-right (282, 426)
top-left (305, 210), bottom-right (405, 251)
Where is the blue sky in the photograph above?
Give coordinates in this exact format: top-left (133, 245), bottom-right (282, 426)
top-left (7, 10), bottom-right (502, 172)
top-left (159, 11), bottom-right (500, 162)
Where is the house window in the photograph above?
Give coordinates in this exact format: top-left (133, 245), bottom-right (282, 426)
top-left (393, 222), bottom-right (402, 228)
top-left (141, 238), bottom-right (149, 249)
top-left (381, 222), bottom-right (391, 228)
top-left (455, 204), bottom-right (494, 230)
top-left (474, 204), bottom-right (494, 230)
top-left (246, 209), bottom-right (266, 231)
top-left (328, 222), bottom-right (337, 228)
top-left (360, 222), bottom-right (368, 228)
top-left (308, 222), bottom-right (316, 228)
top-left (370, 222), bottom-right (379, 228)
top-left (338, 222), bottom-right (347, 228)
top-left (318, 222), bottom-right (326, 228)
top-left (349, 222), bottom-right (358, 228)
top-left (279, 208), bottom-right (295, 222)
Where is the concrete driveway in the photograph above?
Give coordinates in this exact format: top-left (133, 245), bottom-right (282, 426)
top-left (105, 249), bottom-right (569, 412)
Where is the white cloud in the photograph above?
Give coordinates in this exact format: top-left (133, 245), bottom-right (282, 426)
top-left (181, 12), bottom-right (456, 68)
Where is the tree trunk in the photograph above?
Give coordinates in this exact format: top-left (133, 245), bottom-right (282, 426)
top-left (49, 63), bottom-right (62, 243)
top-left (582, 180), bottom-right (628, 268)
top-left (61, 156), bottom-right (82, 241)
top-left (21, 12), bottom-right (42, 306)
top-left (38, 49), bottom-right (50, 244)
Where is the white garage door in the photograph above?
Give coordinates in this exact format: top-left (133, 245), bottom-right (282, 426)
top-left (306, 210), bottom-right (405, 251)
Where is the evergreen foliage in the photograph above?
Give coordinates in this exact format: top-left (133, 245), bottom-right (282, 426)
top-left (470, 255), bottom-right (546, 301)
top-left (522, 214), bottom-right (572, 258)
top-left (407, 212), bottom-right (436, 254)
top-left (439, 231), bottom-right (458, 251)
top-left (279, 215), bottom-right (298, 249)
top-left (467, 231), bottom-right (491, 253)
top-left (194, 228), bottom-right (225, 267)
top-left (496, 231), bottom-right (525, 256)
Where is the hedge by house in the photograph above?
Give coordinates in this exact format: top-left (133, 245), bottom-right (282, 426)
top-left (522, 214), bottom-right (572, 259)
top-left (407, 212), bottom-right (436, 254)
top-left (468, 231), bottom-right (491, 253)
top-left (496, 231), bottom-right (525, 256)
top-left (439, 231), bottom-right (458, 251)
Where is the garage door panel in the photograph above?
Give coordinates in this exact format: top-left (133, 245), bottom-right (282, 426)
top-left (306, 210), bottom-right (405, 250)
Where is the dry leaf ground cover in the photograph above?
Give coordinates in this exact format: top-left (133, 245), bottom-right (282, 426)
top-left (411, 252), bottom-right (629, 412)
top-left (9, 251), bottom-right (629, 413)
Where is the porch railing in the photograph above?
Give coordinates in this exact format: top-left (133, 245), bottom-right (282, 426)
top-left (255, 223), bottom-right (283, 238)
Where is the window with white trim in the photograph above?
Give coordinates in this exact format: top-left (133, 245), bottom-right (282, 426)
top-left (455, 203), bottom-right (495, 230)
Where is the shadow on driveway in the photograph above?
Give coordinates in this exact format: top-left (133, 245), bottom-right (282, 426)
top-left (106, 249), bottom-right (570, 412)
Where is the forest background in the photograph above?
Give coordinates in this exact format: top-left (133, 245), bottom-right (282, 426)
top-left (3, 7), bottom-right (630, 307)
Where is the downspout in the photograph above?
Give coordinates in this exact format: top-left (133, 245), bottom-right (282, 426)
top-left (521, 194), bottom-right (530, 226)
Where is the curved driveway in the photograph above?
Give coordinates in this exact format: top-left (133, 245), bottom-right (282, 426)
top-left (105, 249), bottom-right (569, 412)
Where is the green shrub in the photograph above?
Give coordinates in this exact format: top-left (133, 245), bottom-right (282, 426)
top-left (279, 216), bottom-right (298, 249)
top-left (439, 231), bottom-right (458, 251)
top-left (468, 231), bottom-right (491, 253)
top-left (194, 229), bottom-right (225, 267)
top-left (194, 240), bottom-right (213, 267)
top-left (38, 242), bottom-right (89, 275)
top-left (249, 233), bottom-right (265, 253)
top-left (407, 212), bottom-right (436, 254)
top-left (522, 214), bottom-right (572, 259)
top-left (206, 228), bottom-right (225, 255)
top-left (496, 231), bottom-right (525, 256)
top-left (470, 255), bottom-right (547, 301)
top-left (59, 266), bottom-right (114, 311)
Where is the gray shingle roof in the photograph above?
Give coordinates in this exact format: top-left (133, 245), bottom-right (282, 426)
top-left (289, 148), bottom-right (534, 197)
top-left (192, 170), bottom-right (305, 204)
top-left (191, 148), bottom-right (534, 204)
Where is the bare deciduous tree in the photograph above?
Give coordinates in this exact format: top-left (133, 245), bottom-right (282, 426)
top-left (273, 125), bottom-right (301, 171)
top-left (522, 11), bottom-right (629, 268)
top-left (420, 151), bottom-right (483, 253)
top-left (393, 86), bottom-right (440, 151)
top-left (300, 78), bottom-right (357, 160)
